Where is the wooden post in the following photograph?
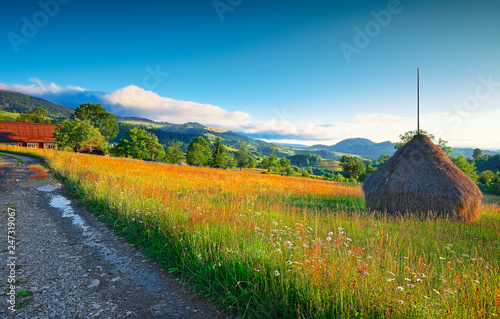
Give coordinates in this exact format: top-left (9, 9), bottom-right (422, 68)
top-left (417, 68), bottom-right (420, 135)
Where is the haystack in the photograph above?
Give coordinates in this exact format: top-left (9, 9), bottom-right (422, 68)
top-left (362, 134), bottom-right (482, 221)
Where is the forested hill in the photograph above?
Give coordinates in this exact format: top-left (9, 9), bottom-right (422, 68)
top-left (0, 89), bottom-right (74, 120)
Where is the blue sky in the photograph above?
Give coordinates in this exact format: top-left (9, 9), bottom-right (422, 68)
top-left (1, 0), bottom-right (499, 149)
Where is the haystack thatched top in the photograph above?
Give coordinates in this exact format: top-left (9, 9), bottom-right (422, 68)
top-left (362, 134), bottom-right (481, 221)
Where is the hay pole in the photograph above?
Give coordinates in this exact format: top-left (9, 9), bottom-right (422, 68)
top-left (417, 67), bottom-right (420, 135)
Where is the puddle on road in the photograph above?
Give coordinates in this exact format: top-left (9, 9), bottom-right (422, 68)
top-left (46, 188), bottom-right (121, 263)
top-left (41, 183), bottom-right (165, 294)
top-left (36, 183), bottom-right (60, 192)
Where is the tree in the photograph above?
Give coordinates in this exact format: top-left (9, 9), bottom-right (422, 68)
top-left (472, 148), bottom-right (483, 160)
top-left (452, 154), bottom-right (478, 182)
top-left (339, 155), bottom-right (366, 180)
top-left (186, 136), bottom-right (211, 166)
top-left (248, 157), bottom-right (257, 168)
top-left (358, 164), bottom-right (376, 182)
top-left (211, 137), bottom-right (228, 168)
top-left (395, 130), bottom-right (452, 156)
top-left (278, 157), bottom-right (291, 176)
top-left (377, 154), bottom-right (390, 166)
top-left (478, 170), bottom-right (495, 184)
top-left (71, 102), bottom-right (118, 140)
top-left (165, 141), bottom-right (184, 164)
top-left (236, 141), bottom-right (249, 170)
top-left (53, 119), bottom-right (107, 153)
top-left (111, 127), bottom-right (166, 161)
top-left (16, 107), bottom-right (51, 123)
top-left (266, 153), bottom-right (279, 173)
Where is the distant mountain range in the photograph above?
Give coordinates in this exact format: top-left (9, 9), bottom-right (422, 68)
top-left (309, 138), bottom-right (395, 159)
top-left (1, 89), bottom-right (498, 160)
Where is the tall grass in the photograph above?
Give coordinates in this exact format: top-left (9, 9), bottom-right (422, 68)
top-left (2, 146), bottom-right (499, 318)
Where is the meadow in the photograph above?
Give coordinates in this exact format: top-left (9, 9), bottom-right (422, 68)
top-left (1, 146), bottom-right (499, 318)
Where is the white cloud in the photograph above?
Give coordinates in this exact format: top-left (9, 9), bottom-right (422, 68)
top-left (0, 78), bottom-right (86, 95)
top-left (102, 85), bottom-right (252, 130)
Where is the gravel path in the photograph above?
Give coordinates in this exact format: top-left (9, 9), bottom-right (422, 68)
top-left (0, 153), bottom-right (227, 319)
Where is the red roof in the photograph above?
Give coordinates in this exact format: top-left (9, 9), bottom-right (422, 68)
top-left (0, 121), bottom-right (56, 143)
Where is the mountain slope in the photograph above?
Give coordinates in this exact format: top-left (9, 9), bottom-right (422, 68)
top-left (0, 89), bottom-right (74, 120)
top-left (310, 138), bottom-right (395, 159)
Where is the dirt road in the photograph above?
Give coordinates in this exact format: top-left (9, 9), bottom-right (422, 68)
top-left (0, 153), bottom-right (226, 318)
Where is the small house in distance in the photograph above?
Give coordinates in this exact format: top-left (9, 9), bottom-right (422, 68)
top-left (0, 120), bottom-right (56, 149)
top-left (362, 134), bottom-right (482, 222)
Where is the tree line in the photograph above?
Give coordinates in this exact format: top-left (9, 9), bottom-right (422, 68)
top-left (9, 103), bottom-right (500, 193)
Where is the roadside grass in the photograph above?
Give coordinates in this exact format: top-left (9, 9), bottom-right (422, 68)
top-left (0, 152), bottom-right (23, 164)
top-left (1, 145), bottom-right (499, 318)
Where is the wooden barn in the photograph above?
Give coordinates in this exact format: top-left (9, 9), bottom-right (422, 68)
top-left (0, 120), bottom-right (57, 149)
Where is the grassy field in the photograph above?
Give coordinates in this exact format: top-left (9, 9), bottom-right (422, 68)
top-left (2, 145), bottom-right (499, 318)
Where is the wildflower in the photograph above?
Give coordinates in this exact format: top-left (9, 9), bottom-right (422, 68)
top-left (272, 221), bottom-right (278, 226)
top-left (326, 237), bottom-right (332, 241)
top-left (255, 269), bottom-right (260, 272)
top-left (439, 257), bottom-right (446, 260)
top-left (407, 284), bottom-right (415, 288)
top-left (328, 231), bottom-right (334, 236)
top-left (405, 266), bottom-right (410, 272)
top-left (257, 249), bottom-right (261, 253)
top-left (358, 268), bottom-right (365, 275)
top-left (472, 280), bottom-right (480, 284)
top-left (197, 254), bottom-right (202, 260)
top-left (398, 300), bottom-right (404, 305)
top-left (404, 278), bottom-right (412, 282)
top-left (286, 260), bottom-right (292, 265)
top-left (346, 238), bottom-right (352, 242)
top-left (274, 270), bottom-right (280, 276)
top-left (275, 248), bottom-right (281, 253)
top-left (386, 278), bottom-right (395, 282)
top-left (397, 286), bottom-right (404, 291)
top-left (433, 289), bottom-right (440, 295)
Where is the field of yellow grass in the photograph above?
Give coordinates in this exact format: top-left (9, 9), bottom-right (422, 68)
top-left (1, 145), bottom-right (499, 318)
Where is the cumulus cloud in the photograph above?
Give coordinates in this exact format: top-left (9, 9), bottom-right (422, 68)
top-left (0, 78), bottom-right (86, 95)
top-left (102, 85), bottom-right (252, 130)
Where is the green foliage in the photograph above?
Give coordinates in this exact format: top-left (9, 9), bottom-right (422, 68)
top-left (111, 127), bottom-right (166, 161)
top-left (476, 154), bottom-right (500, 172)
top-left (211, 137), bottom-right (228, 169)
top-left (339, 155), bottom-right (365, 180)
top-left (165, 141), bottom-right (185, 164)
top-left (248, 156), bottom-right (257, 168)
top-left (278, 157), bottom-right (292, 176)
top-left (53, 119), bottom-right (107, 153)
top-left (236, 141), bottom-right (249, 169)
top-left (472, 148), bottom-right (483, 160)
top-left (301, 170), bottom-right (310, 178)
top-left (452, 154), bottom-right (478, 182)
top-left (478, 181), bottom-right (500, 195)
top-left (0, 90), bottom-right (73, 120)
top-left (16, 107), bottom-right (51, 123)
top-left (287, 153), bottom-right (321, 167)
top-left (71, 102), bottom-right (118, 140)
top-left (358, 164), bottom-right (376, 182)
top-left (186, 136), bottom-right (212, 166)
top-left (266, 153), bottom-right (279, 173)
top-left (478, 170), bottom-right (495, 184)
top-left (376, 154), bottom-right (390, 166)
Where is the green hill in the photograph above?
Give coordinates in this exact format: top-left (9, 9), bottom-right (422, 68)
top-left (0, 89), bottom-right (74, 121)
